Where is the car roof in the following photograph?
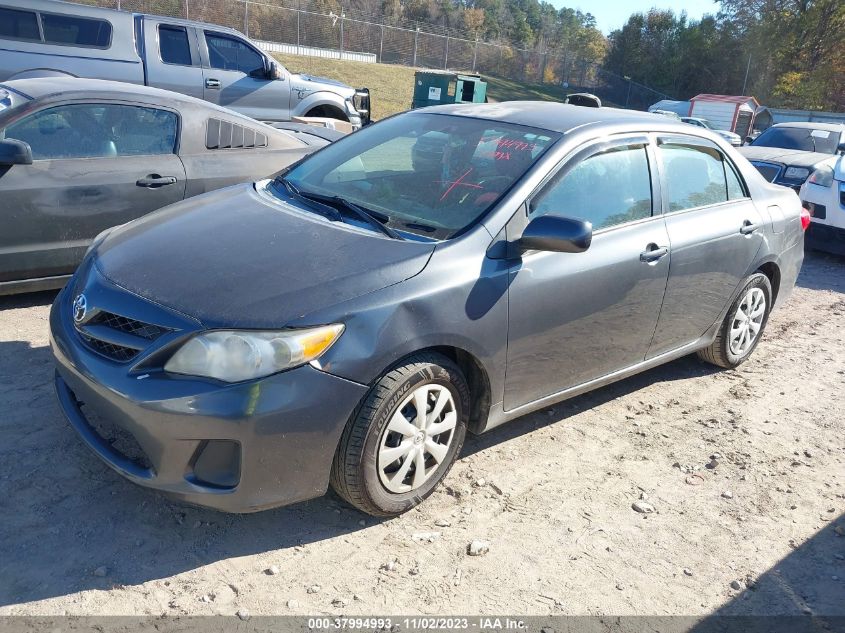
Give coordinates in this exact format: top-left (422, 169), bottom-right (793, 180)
top-left (420, 101), bottom-right (692, 135)
top-left (0, 77), bottom-right (280, 130)
top-left (2, 77), bottom-right (202, 105)
top-left (771, 122), bottom-right (845, 131)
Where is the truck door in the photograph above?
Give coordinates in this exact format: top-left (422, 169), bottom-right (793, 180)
top-left (142, 18), bottom-right (205, 99)
top-left (199, 30), bottom-right (291, 122)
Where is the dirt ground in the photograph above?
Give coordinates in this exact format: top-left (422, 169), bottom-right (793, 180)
top-left (1, 252), bottom-right (843, 618)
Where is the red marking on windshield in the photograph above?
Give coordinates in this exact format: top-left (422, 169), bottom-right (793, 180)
top-left (439, 168), bottom-right (481, 201)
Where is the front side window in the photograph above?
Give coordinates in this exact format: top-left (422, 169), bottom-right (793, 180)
top-left (659, 141), bottom-right (737, 211)
top-left (0, 7), bottom-right (40, 41)
top-left (751, 126), bottom-right (840, 154)
top-left (531, 143), bottom-right (653, 230)
top-left (41, 14), bottom-right (111, 47)
top-left (159, 25), bottom-right (192, 65)
top-left (205, 32), bottom-right (263, 75)
top-left (4, 104), bottom-right (177, 160)
top-left (278, 113), bottom-right (559, 239)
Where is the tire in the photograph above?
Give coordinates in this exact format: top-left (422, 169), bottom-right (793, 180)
top-left (697, 272), bottom-right (772, 369)
top-left (330, 353), bottom-right (469, 517)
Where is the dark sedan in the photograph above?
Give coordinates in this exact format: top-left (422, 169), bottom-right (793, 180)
top-left (739, 122), bottom-right (845, 191)
top-left (0, 78), bottom-right (330, 295)
top-left (50, 102), bottom-right (807, 517)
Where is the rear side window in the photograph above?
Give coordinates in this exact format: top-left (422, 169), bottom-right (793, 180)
top-left (659, 142), bottom-right (738, 211)
top-left (0, 7), bottom-right (40, 41)
top-left (531, 143), bottom-right (653, 230)
top-left (205, 32), bottom-right (264, 75)
top-left (159, 25), bottom-right (192, 65)
top-left (4, 103), bottom-right (177, 159)
top-left (206, 118), bottom-right (267, 149)
top-left (41, 14), bottom-right (111, 47)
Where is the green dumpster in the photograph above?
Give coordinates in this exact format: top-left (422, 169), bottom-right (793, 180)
top-left (412, 71), bottom-right (487, 109)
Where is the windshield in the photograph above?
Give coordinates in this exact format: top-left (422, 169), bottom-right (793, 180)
top-left (751, 126), bottom-right (841, 154)
top-left (276, 113), bottom-right (560, 239)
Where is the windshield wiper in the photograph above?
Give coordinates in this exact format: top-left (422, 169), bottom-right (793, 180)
top-left (295, 189), bottom-right (404, 240)
top-left (276, 177), bottom-right (343, 222)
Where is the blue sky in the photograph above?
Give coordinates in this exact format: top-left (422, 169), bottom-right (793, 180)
top-left (565, 0), bottom-right (721, 34)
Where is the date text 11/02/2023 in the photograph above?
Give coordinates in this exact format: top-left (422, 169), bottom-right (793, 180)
top-left (307, 618), bottom-right (528, 631)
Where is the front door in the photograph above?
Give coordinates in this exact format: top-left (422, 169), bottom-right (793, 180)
top-left (200, 30), bottom-right (290, 122)
top-left (647, 136), bottom-right (765, 358)
top-left (0, 102), bottom-right (186, 283)
top-left (505, 137), bottom-right (670, 411)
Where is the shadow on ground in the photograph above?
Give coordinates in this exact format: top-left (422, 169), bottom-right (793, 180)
top-left (797, 251), bottom-right (845, 292)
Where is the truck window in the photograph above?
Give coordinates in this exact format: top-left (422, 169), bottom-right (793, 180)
top-left (205, 32), bottom-right (263, 75)
top-left (41, 13), bottom-right (111, 48)
top-left (0, 7), bottom-right (40, 41)
top-left (159, 25), bottom-right (192, 65)
top-left (4, 104), bottom-right (177, 159)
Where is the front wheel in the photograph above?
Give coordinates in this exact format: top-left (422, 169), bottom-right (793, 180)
top-left (698, 272), bottom-right (772, 369)
top-left (330, 353), bottom-right (469, 517)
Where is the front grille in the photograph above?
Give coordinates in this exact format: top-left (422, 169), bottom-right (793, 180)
top-left (88, 311), bottom-right (170, 340)
top-left (75, 308), bottom-right (171, 363)
top-left (751, 162), bottom-right (781, 183)
top-left (80, 402), bottom-right (152, 470)
top-left (80, 334), bottom-right (139, 362)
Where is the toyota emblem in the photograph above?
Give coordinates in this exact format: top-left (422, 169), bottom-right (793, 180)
top-left (72, 294), bottom-right (88, 324)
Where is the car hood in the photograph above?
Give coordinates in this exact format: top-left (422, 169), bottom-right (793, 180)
top-left (738, 146), bottom-right (833, 168)
top-left (291, 73), bottom-right (355, 97)
top-left (93, 183), bottom-right (435, 329)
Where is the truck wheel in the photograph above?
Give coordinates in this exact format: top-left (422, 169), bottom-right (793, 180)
top-left (698, 272), bottom-right (772, 369)
top-left (306, 105), bottom-right (349, 122)
top-left (330, 353), bottom-right (468, 517)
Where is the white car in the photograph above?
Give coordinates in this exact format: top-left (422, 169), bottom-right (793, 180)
top-left (799, 154), bottom-right (845, 256)
top-left (681, 117), bottom-right (742, 146)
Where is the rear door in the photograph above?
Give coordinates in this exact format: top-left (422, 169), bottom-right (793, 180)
top-left (504, 136), bottom-right (671, 410)
top-left (0, 102), bottom-right (186, 283)
top-left (142, 18), bottom-right (205, 99)
top-left (199, 30), bottom-right (290, 121)
top-left (647, 135), bottom-right (764, 358)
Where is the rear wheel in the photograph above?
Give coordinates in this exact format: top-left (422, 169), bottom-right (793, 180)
top-left (330, 353), bottom-right (468, 516)
top-left (698, 272), bottom-right (772, 368)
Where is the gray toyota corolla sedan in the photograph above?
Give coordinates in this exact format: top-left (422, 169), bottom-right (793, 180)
top-left (50, 102), bottom-right (807, 517)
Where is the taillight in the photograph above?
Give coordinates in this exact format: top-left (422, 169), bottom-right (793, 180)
top-left (800, 206), bottom-right (812, 231)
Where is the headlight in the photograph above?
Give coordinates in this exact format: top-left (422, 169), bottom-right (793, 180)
top-left (164, 324), bottom-right (344, 382)
top-left (807, 164), bottom-right (834, 188)
top-left (783, 166), bottom-right (811, 181)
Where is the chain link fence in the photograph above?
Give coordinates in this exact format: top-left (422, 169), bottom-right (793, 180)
top-left (74, 0), bottom-right (671, 110)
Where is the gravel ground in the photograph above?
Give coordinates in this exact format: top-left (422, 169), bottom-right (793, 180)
top-left (0, 252), bottom-right (843, 617)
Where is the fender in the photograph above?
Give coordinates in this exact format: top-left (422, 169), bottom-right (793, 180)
top-left (291, 90), bottom-right (351, 120)
top-left (8, 68), bottom-right (77, 80)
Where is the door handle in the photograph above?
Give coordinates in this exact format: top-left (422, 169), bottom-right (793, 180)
top-left (136, 174), bottom-right (177, 188)
top-left (640, 244), bottom-right (669, 263)
top-left (740, 220), bottom-right (761, 235)
top-left (205, 78), bottom-right (221, 89)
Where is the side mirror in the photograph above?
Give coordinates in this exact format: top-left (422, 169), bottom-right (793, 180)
top-left (837, 141), bottom-right (845, 155)
top-left (745, 136), bottom-right (754, 145)
top-left (0, 138), bottom-right (33, 166)
top-left (267, 60), bottom-right (284, 81)
top-left (517, 215), bottom-right (592, 253)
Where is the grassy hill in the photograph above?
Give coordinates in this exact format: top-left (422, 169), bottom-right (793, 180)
top-left (272, 53), bottom-right (571, 120)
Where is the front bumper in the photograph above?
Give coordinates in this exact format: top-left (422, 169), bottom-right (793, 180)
top-left (806, 222), bottom-right (845, 256)
top-left (49, 276), bottom-right (368, 513)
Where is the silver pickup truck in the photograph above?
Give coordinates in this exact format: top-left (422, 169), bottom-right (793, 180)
top-left (0, 0), bottom-right (371, 126)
